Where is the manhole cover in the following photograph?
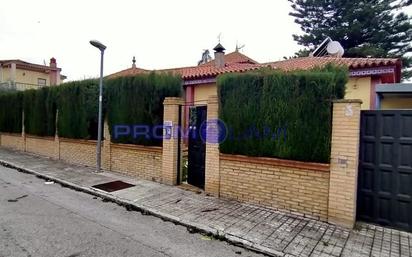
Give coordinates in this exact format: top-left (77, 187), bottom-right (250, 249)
top-left (92, 180), bottom-right (135, 192)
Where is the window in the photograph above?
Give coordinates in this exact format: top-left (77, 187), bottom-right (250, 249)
top-left (38, 78), bottom-right (47, 86)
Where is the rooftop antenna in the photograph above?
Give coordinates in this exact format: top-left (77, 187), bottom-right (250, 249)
top-left (198, 49), bottom-right (212, 65)
top-left (217, 33), bottom-right (222, 43)
top-left (235, 41), bottom-right (245, 52)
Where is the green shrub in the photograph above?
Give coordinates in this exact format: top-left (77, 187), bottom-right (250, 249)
top-left (106, 72), bottom-right (182, 146)
top-left (0, 92), bottom-right (23, 133)
top-left (57, 79), bottom-right (99, 139)
top-left (23, 87), bottom-right (58, 136)
top-left (218, 65), bottom-right (347, 163)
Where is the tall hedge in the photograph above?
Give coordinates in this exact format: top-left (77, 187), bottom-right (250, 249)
top-left (57, 79), bottom-right (99, 139)
top-left (218, 65), bottom-right (347, 163)
top-left (0, 92), bottom-right (23, 133)
top-left (23, 87), bottom-right (58, 136)
top-left (106, 72), bottom-right (182, 146)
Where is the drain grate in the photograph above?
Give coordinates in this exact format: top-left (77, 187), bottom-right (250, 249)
top-left (92, 180), bottom-right (135, 192)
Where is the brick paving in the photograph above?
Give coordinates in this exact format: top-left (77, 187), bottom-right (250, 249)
top-left (0, 148), bottom-right (411, 257)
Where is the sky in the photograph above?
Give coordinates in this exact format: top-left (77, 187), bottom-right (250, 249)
top-left (0, 0), bottom-right (303, 81)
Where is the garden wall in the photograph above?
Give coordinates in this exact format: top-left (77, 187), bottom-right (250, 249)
top-left (59, 138), bottom-right (97, 167)
top-left (219, 154), bottom-right (330, 220)
top-left (0, 132), bottom-right (163, 181)
top-left (26, 135), bottom-right (57, 158)
top-left (110, 144), bottom-right (162, 182)
top-left (0, 133), bottom-right (24, 151)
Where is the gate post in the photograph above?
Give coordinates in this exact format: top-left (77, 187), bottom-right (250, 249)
top-left (162, 97), bottom-right (183, 185)
top-left (328, 99), bottom-right (362, 228)
top-left (205, 95), bottom-right (220, 196)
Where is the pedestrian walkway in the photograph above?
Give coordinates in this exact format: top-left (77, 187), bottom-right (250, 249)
top-left (0, 147), bottom-right (411, 257)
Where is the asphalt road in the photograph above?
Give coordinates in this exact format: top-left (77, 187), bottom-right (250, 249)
top-left (0, 165), bottom-right (263, 257)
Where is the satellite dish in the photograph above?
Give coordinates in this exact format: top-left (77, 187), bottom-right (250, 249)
top-left (327, 41), bottom-right (344, 57)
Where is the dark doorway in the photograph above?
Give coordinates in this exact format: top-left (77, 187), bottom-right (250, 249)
top-left (357, 110), bottom-right (412, 232)
top-left (187, 106), bottom-right (207, 189)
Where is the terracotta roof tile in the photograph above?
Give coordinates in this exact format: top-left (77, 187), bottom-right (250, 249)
top-left (108, 63), bottom-right (261, 80)
top-left (107, 67), bottom-right (148, 79)
top-left (156, 63), bottom-right (261, 80)
top-left (108, 56), bottom-right (402, 82)
top-left (200, 51), bottom-right (258, 66)
top-left (265, 57), bottom-right (400, 71)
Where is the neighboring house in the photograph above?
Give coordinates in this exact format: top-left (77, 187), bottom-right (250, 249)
top-left (108, 44), bottom-right (404, 110)
top-left (0, 58), bottom-right (66, 91)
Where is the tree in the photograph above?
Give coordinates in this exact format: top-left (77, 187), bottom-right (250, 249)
top-left (289, 0), bottom-right (412, 80)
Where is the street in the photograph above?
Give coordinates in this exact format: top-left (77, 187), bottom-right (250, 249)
top-left (0, 165), bottom-right (262, 257)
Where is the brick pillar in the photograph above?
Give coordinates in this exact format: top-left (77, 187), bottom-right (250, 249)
top-left (205, 95), bottom-right (220, 196)
top-left (102, 119), bottom-right (111, 171)
top-left (161, 97), bottom-right (183, 185)
top-left (328, 99), bottom-right (362, 228)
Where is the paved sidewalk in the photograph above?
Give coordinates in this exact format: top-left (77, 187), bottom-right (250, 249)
top-left (0, 148), bottom-right (411, 257)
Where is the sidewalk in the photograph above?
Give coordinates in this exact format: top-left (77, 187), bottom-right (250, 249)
top-left (0, 148), bottom-right (411, 257)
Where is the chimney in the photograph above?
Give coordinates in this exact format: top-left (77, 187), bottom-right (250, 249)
top-left (213, 43), bottom-right (225, 68)
top-left (49, 57), bottom-right (60, 86)
top-left (49, 57), bottom-right (57, 68)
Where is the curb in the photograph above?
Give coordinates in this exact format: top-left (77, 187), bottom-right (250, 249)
top-left (0, 159), bottom-right (283, 257)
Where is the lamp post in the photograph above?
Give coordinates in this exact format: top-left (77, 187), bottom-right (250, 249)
top-left (90, 40), bottom-right (106, 173)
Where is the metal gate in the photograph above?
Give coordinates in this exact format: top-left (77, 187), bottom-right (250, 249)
top-left (357, 110), bottom-right (412, 232)
top-left (187, 106), bottom-right (207, 189)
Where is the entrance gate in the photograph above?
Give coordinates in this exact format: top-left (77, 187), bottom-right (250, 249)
top-left (357, 110), bottom-right (412, 232)
top-left (187, 106), bottom-right (207, 189)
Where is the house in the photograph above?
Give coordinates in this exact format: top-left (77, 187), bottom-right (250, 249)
top-left (265, 57), bottom-right (402, 110)
top-left (0, 58), bottom-right (66, 91)
top-left (108, 44), bottom-right (404, 110)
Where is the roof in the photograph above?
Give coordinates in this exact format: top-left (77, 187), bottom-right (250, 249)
top-left (107, 67), bottom-right (149, 79)
top-left (0, 59), bottom-right (61, 72)
top-left (157, 63), bottom-right (261, 80)
top-left (108, 51), bottom-right (261, 81)
top-left (108, 55), bottom-right (402, 83)
top-left (200, 51), bottom-right (258, 67)
top-left (108, 62), bottom-right (261, 80)
top-left (265, 57), bottom-right (400, 71)
top-left (265, 57), bottom-right (402, 83)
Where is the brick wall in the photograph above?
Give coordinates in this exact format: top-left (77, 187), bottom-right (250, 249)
top-left (219, 154), bottom-right (330, 220)
top-left (328, 100), bottom-right (362, 228)
top-left (25, 135), bottom-right (57, 158)
top-left (0, 133), bottom-right (25, 151)
top-left (0, 132), bottom-right (164, 181)
top-left (111, 144), bottom-right (162, 182)
top-left (59, 138), bottom-right (96, 167)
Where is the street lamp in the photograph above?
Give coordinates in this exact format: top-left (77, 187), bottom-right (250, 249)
top-left (90, 40), bottom-right (106, 173)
